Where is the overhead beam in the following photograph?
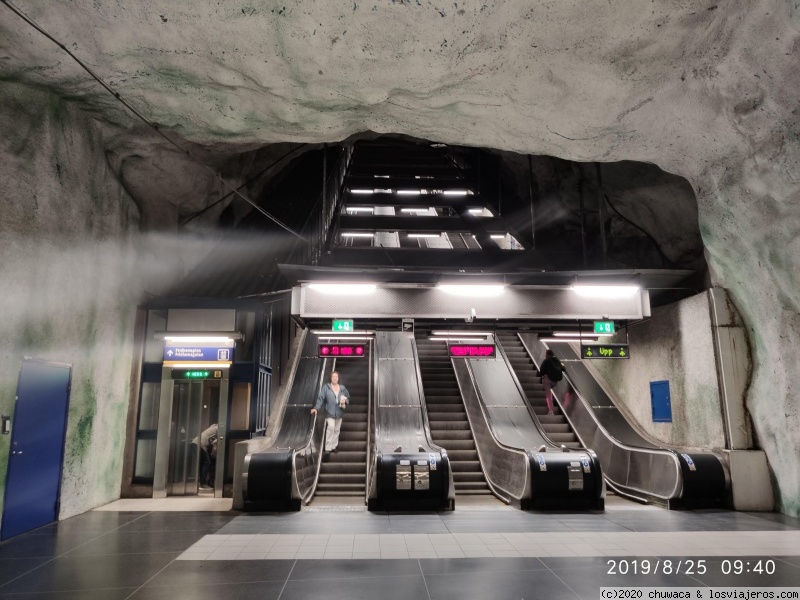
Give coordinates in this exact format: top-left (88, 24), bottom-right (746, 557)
top-left (338, 215), bottom-right (508, 233)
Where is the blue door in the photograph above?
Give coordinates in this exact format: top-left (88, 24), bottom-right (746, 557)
top-left (1, 360), bottom-right (72, 540)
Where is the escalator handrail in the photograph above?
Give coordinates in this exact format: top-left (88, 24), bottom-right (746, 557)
top-left (364, 339), bottom-right (375, 505)
top-left (290, 356), bottom-right (332, 503)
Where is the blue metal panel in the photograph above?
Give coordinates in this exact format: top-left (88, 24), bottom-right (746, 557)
top-left (650, 380), bottom-right (672, 423)
top-left (1, 360), bottom-right (72, 540)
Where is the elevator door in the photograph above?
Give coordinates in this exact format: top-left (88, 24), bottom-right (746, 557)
top-left (167, 382), bottom-right (203, 495)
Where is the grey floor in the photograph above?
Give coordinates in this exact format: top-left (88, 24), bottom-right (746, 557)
top-left (1, 499), bottom-right (799, 599)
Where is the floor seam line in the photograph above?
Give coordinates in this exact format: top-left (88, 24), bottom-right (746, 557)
top-left (275, 559), bottom-right (297, 600)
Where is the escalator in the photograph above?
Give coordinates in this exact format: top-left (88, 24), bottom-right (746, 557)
top-left (495, 332), bottom-right (580, 448)
top-left (240, 333), bottom-right (372, 510)
top-left (415, 335), bottom-right (490, 495)
top-left (315, 359), bottom-right (369, 497)
top-left (523, 335), bottom-right (728, 508)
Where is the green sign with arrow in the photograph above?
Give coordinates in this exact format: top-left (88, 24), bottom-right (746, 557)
top-left (582, 344), bottom-right (630, 359)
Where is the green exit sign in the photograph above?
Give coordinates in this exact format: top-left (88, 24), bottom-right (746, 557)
top-left (582, 344), bottom-right (630, 359)
top-left (594, 321), bottom-right (615, 334)
top-left (332, 319), bottom-right (354, 332)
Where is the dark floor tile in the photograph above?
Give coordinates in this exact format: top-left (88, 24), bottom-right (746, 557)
top-left (281, 574), bottom-right (428, 600)
top-left (420, 557), bottom-right (547, 576)
top-left (0, 551), bottom-right (179, 594)
top-left (426, 568), bottom-right (576, 600)
top-left (0, 588), bottom-right (137, 600)
top-left (553, 565), bottom-right (701, 600)
top-left (0, 531), bottom-right (101, 559)
top-left (66, 529), bottom-right (209, 556)
top-left (775, 555), bottom-right (800, 568)
top-left (119, 512), bottom-right (236, 532)
top-left (744, 512), bottom-right (800, 529)
top-left (145, 559), bottom-right (293, 587)
top-left (540, 556), bottom-right (625, 570)
top-left (34, 512), bottom-right (145, 534)
top-left (130, 580), bottom-right (285, 600)
top-left (290, 558), bottom-right (421, 580)
top-left (0, 557), bottom-right (50, 586)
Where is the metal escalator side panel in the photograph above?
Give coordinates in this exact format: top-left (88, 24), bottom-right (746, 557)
top-left (244, 332), bottom-right (330, 510)
top-left (450, 358), bottom-right (528, 502)
top-left (371, 331), bottom-right (452, 510)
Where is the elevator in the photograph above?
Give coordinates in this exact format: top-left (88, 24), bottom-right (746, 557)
top-left (153, 368), bottom-right (230, 498)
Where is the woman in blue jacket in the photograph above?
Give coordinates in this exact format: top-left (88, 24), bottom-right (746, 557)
top-left (311, 371), bottom-right (350, 452)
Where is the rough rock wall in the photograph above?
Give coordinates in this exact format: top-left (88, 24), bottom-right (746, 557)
top-left (584, 293), bottom-right (727, 449)
top-left (1, 1), bottom-right (799, 513)
top-left (0, 82), bottom-right (142, 526)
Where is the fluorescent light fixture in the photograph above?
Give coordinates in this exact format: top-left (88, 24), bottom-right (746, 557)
top-left (345, 206), bottom-right (374, 213)
top-left (572, 285), bottom-right (639, 299)
top-left (375, 188), bottom-right (392, 194)
top-left (468, 208), bottom-right (484, 214)
top-left (318, 336), bottom-right (373, 341)
top-left (408, 233), bottom-right (440, 238)
top-left (437, 284), bottom-right (505, 297)
top-left (428, 337), bottom-right (487, 343)
top-left (397, 190), bottom-right (421, 195)
top-left (307, 283), bottom-right (377, 295)
top-left (490, 234), bottom-right (506, 239)
top-left (553, 331), bottom-right (614, 338)
top-left (164, 336), bottom-right (234, 343)
top-left (340, 232), bottom-right (375, 237)
top-left (539, 337), bottom-right (598, 343)
top-left (432, 331), bottom-right (492, 336)
top-left (443, 190), bottom-right (469, 196)
top-left (374, 175), bottom-right (391, 178)
top-left (400, 208), bottom-right (431, 213)
top-left (167, 363), bottom-right (231, 368)
top-left (350, 189), bottom-right (374, 194)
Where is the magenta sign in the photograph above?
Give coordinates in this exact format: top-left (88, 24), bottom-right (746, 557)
top-left (449, 345), bottom-right (496, 358)
top-left (319, 344), bottom-right (366, 358)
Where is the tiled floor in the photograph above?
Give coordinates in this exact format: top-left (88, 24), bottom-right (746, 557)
top-left (1, 496), bottom-right (799, 599)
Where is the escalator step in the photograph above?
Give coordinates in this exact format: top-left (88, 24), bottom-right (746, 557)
top-left (548, 433), bottom-right (578, 443)
top-left (318, 473), bottom-right (365, 484)
top-left (427, 411), bottom-right (467, 421)
top-left (453, 472), bottom-right (486, 482)
top-left (429, 421), bottom-right (470, 430)
top-left (322, 451), bottom-right (366, 462)
top-left (424, 404), bottom-right (466, 413)
top-left (432, 430), bottom-right (474, 441)
top-left (315, 484), bottom-right (365, 493)
top-left (446, 451), bottom-right (480, 461)
top-left (319, 462), bottom-right (366, 474)
top-left (435, 439), bottom-right (475, 450)
top-left (315, 490), bottom-right (365, 497)
top-left (450, 459), bottom-right (481, 471)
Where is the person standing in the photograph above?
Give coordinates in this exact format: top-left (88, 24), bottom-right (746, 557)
top-left (311, 371), bottom-right (350, 453)
top-left (539, 349), bottom-right (565, 415)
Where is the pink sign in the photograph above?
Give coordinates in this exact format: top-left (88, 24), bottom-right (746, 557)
top-left (449, 345), bottom-right (496, 358)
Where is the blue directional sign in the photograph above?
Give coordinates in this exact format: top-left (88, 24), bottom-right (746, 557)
top-left (163, 346), bottom-right (234, 362)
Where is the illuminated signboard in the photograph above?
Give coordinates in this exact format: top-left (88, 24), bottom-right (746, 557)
top-left (594, 321), bottom-right (615, 334)
top-left (171, 369), bottom-right (223, 380)
top-left (449, 345), bottom-right (496, 358)
top-left (332, 319), bottom-right (354, 332)
top-left (318, 344), bottom-right (366, 358)
top-left (581, 344), bottom-right (630, 359)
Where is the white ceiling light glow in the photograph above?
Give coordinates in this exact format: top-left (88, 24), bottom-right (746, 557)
top-left (350, 189), bottom-right (374, 194)
top-left (443, 190), bottom-right (469, 196)
top-left (437, 284), bottom-right (505, 297)
top-left (340, 232), bottom-right (375, 237)
top-left (397, 190), bottom-right (421, 195)
top-left (164, 336), bottom-right (235, 343)
top-left (345, 206), bottom-right (374, 213)
top-left (408, 233), bottom-right (440, 238)
top-left (432, 331), bottom-right (492, 336)
top-left (572, 285), bottom-right (639, 299)
top-left (553, 331), bottom-right (614, 338)
top-left (307, 283), bottom-right (377, 295)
